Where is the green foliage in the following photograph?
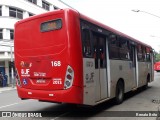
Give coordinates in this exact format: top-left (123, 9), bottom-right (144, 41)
top-left (155, 52), bottom-right (160, 62)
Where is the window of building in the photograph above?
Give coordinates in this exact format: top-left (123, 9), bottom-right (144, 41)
top-left (10, 29), bottom-right (14, 40)
top-left (0, 52), bottom-right (4, 55)
top-left (0, 6), bottom-right (2, 16)
top-left (42, 1), bottom-right (50, 11)
top-left (0, 29), bottom-right (2, 39)
top-left (28, 0), bottom-right (37, 5)
top-left (9, 7), bottom-right (23, 19)
top-left (53, 5), bottom-right (59, 10)
top-left (29, 13), bottom-right (34, 17)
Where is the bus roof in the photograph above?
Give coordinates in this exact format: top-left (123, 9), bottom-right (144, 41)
top-left (15, 8), bottom-right (152, 48)
top-left (79, 11), bottom-right (152, 48)
top-left (15, 9), bottom-right (65, 25)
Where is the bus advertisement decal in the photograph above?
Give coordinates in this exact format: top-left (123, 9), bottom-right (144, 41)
top-left (21, 69), bottom-right (30, 77)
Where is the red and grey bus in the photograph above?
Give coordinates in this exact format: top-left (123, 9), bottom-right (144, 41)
top-left (14, 8), bottom-right (154, 105)
top-left (154, 62), bottom-right (160, 72)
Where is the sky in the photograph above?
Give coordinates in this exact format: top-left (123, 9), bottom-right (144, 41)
top-left (62, 0), bottom-right (160, 52)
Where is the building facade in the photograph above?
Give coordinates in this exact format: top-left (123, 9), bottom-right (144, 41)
top-left (0, 0), bottom-right (69, 86)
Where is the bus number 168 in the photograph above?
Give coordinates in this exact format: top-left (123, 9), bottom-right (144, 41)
top-left (51, 61), bottom-right (61, 67)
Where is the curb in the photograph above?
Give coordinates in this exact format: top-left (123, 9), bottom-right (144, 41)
top-left (0, 87), bottom-right (16, 92)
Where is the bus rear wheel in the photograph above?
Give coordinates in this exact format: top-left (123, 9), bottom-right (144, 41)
top-left (115, 81), bottom-right (124, 105)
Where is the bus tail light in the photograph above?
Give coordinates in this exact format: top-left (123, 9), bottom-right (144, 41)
top-left (16, 69), bottom-right (21, 87)
top-left (64, 65), bottom-right (74, 89)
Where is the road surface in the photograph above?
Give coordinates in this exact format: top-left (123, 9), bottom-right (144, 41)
top-left (0, 72), bottom-right (160, 120)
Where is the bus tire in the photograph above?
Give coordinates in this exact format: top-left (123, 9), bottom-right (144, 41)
top-left (115, 80), bottom-right (124, 105)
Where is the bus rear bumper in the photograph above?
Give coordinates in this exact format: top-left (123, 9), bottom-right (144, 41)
top-left (17, 86), bottom-right (83, 104)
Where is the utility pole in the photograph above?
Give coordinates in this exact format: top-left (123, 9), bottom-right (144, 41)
top-left (10, 46), bottom-right (14, 88)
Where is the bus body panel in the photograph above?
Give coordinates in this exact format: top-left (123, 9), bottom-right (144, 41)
top-left (83, 58), bottom-right (95, 105)
top-left (14, 8), bottom-right (154, 106)
top-left (154, 62), bottom-right (160, 72)
top-left (110, 60), bottom-right (136, 94)
top-left (83, 58), bottom-right (108, 105)
top-left (17, 86), bottom-right (82, 104)
top-left (63, 9), bottom-right (83, 88)
top-left (138, 62), bottom-right (151, 87)
top-left (15, 11), bottom-right (68, 91)
top-left (15, 9), bottom-right (83, 104)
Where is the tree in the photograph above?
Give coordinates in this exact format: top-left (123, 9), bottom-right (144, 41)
top-left (155, 51), bottom-right (160, 62)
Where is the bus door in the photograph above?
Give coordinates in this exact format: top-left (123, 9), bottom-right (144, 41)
top-left (93, 34), bottom-right (108, 101)
top-left (131, 45), bottom-right (138, 89)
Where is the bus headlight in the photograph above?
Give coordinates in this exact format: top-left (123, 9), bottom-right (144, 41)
top-left (64, 65), bottom-right (74, 89)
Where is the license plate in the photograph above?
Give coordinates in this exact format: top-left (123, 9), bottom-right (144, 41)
top-left (36, 79), bottom-right (46, 84)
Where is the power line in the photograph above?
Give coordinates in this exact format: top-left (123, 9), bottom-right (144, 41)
top-left (132, 9), bottom-right (160, 19)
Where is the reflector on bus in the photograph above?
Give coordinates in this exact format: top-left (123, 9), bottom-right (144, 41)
top-left (40, 19), bottom-right (62, 32)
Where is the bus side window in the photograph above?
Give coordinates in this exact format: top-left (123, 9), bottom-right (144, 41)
top-left (119, 37), bottom-right (130, 60)
top-left (93, 34), bottom-right (106, 69)
top-left (137, 44), bottom-right (143, 61)
top-left (142, 46), bottom-right (146, 61)
top-left (108, 34), bottom-right (120, 59)
top-left (93, 36), bottom-right (98, 69)
top-left (82, 29), bottom-right (92, 57)
top-left (146, 47), bottom-right (151, 62)
top-left (99, 37), bottom-right (106, 68)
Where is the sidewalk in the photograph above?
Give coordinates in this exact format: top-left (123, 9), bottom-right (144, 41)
top-left (0, 86), bottom-right (16, 92)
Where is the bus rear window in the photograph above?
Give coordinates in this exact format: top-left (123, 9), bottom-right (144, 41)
top-left (41, 19), bottom-right (62, 32)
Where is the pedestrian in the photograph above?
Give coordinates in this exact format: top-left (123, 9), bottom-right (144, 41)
top-left (0, 71), bottom-right (4, 87)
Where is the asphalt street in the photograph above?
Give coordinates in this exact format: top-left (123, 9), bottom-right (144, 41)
top-left (0, 72), bottom-right (160, 120)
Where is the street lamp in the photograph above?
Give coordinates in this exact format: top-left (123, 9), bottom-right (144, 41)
top-left (150, 35), bottom-right (160, 38)
top-left (132, 9), bottom-right (160, 53)
top-left (131, 9), bottom-right (160, 19)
